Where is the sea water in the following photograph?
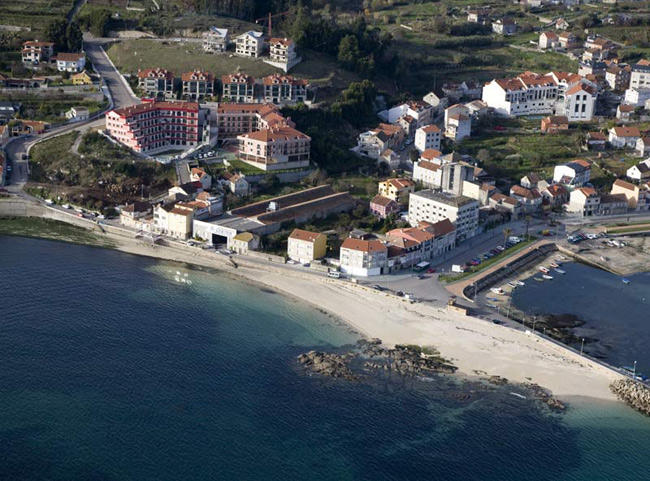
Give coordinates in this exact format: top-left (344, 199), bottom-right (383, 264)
top-left (1, 236), bottom-right (650, 480)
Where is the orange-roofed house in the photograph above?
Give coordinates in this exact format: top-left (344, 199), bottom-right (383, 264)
top-left (539, 32), bottom-right (558, 50)
top-left (54, 52), bottom-right (86, 72)
top-left (567, 187), bottom-right (600, 216)
top-left (262, 74), bottom-right (308, 105)
top-left (182, 70), bottom-right (214, 100)
top-left (339, 237), bottom-right (388, 277)
top-left (562, 83), bottom-right (597, 121)
top-left (370, 194), bottom-right (402, 219)
top-left (611, 178), bottom-right (649, 211)
top-left (541, 115), bottom-right (569, 134)
top-left (553, 159), bottom-right (591, 186)
top-left (22, 40), bottom-right (54, 65)
top-left (414, 124), bottom-right (441, 152)
top-left (138, 68), bottom-right (175, 100)
top-left (287, 228), bottom-right (327, 264)
top-left (222, 73), bottom-right (256, 103)
top-left (609, 126), bottom-right (641, 149)
top-left (378, 178), bottom-right (416, 203)
top-left (540, 183), bottom-right (569, 209)
top-left (190, 167), bottom-right (212, 190)
top-left (413, 159), bottom-right (442, 189)
top-left (237, 124), bottom-right (311, 171)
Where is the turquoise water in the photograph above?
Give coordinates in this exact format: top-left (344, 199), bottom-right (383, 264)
top-left (2, 236), bottom-right (650, 480)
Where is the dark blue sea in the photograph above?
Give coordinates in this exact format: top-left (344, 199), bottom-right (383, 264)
top-left (2, 236), bottom-right (650, 481)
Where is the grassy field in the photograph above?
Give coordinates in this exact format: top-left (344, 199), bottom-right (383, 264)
top-left (0, 217), bottom-right (112, 247)
top-left (107, 39), bottom-right (360, 99)
top-left (1, 92), bottom-right (107, 124)
top-left (0, 0), bottom-right (72, 32)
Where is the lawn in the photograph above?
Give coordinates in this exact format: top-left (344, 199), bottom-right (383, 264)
top-left (225, 159), bottom-right (265, 175)
top-left (0, 0), bottom-right (72, 32)
top-left (0, 217), bottom-right (107, 246)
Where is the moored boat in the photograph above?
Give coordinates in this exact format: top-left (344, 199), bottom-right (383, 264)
top-left (622, 278), bottom-right (630, 284)
top-left (491, 287), bottom-right (504, 294)
top-left (542, 275), bottom-right (554, 280)
top-left (515, 280), bottom-right (525, 286)
top-left (554, 268), bottom-right (565, 274)
top-left (600, 256), bottom-right (608, 262)
top-left (539, 266), bottom-right (550, 273)
top-left (507, 282), bottom-right (517, 289)
top-left (550, 262), bottom-right (559, 268)
top-left (534, 277), bottom-right (544, 282)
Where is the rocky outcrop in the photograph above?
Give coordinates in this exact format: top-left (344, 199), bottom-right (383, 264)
top-left (297, 351), bottom-right (359, 381)
top-left (524, 383), bottom-right (566, 412)
top-left (611, 379), bottom-right (650, 416)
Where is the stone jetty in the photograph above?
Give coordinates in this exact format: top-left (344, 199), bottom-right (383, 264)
top-left (611, 379), bottom-right (650, 416)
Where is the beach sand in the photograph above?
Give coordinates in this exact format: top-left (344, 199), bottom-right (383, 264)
top-left (99, 230), bottom-right (622, 402)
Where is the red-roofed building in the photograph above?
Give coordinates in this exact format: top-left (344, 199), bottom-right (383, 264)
top-left (540, 183), bottom-right (569, 208)
top-left (567, 187), bottom-right (600, 216)
top-left (609, 126), bottom-right (641, 149)
top-left (287, 228), bottom-right (327, 263)
top-left (415, 124), bottom-right (441, 152)
top-left (611, 178), bottom-right (649, 211)
top-left (262, 74), bottom-right (308, 105)
top-left (182, 70), bottom-right (214, 100)
top-left (237, 124), bottom-right (311, 170)
top-left (222, 73), bottom-right (255, 103)
top-left (541, 115), bottom-right (569, 133)
top-left (339, 238), bottom-right (388, 276)
top-left (22, 40), bottom-right (54, 65)
top-left (510, 185), bottom-right (543, 212)
top-left (54, 52), bottom-right (86, 72)
top-left (370, 194), bottom-right (402, 219)
top-left (138, 68), bottom-right (175, 100)
top-left (413, 159), bottom-right (442, 189)
top-left (539, 32), bottom-right (558, 49)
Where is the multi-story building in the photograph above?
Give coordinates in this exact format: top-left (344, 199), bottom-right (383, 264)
top-left (414, 124), bottom-right (441, 152)
top-left (541, 115), bottom-right (569, 133)
top-left (287, 228), bottom-right (327, 264)
top-left (203, 27), bottom-right (229, 53)
top-left (412, 160), bottom-right (442, 189)
top-left (105, 101), bottom-right (203, 154)
top-left (630, 59), bottom-right (650, 89)
top-left (561, 83), bottom-right (597, 121)
top-left (138, 68), bottom-right (175, 100)
top-left (408, 190), bottom-right (479, 241)
top-left (509, 185), bottom-right (543, 212)
top-left (153, 202), bottom-right (195, 239)
top-left (566, 187), bottom-right (600, 216)
top-left (553, 159), bottom-right (591, 186)
top-left (339, 238), bottom-right (388, 277)
top-left (357, 123), bottom-right (404, 159)
top-left (235, 31), bottom-right (264, 58)
top-left (370, 195), bottom-right (402, 219)
top-left (22, 40), bottom-right (54, 65)
top-left (237, 124), bottom-right (311, 171)
top-left (268, 37), bottom-right (300, 69)
top-left (482, 73), bottom-right (558, 116)
top-left (444, 104), bottom-right (471, 141)
top-left (262, 74), bottom-right (308, 105)
top-left (611, 179), bottom-right (649, 211)
top-left (182, 70), bottom-right (214, 101)
top-left (55, 53), bottom-right (85, 72)
top-left (378, 178), bottom-right (416, 203)
top-left (539, 32), bottom-right (558, 50)
top-left (540, 184), bottom-right (569, 209)
top-left (214, 103), bottom-right (288, 138)
top-left (222, 73), bottom-right (255, 103)
top-left (609, 126), bottom-right (641, 149)
top-left (606, 65), bottom-right (631, 91)
top-left (558, 32), bottom-right (578, 49)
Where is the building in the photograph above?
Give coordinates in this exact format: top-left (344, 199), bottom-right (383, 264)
top-left (55, 53), bottom-right (85, 73)
top-left (539, 32), bottom-right (558, 50)
top-left (237, 124), bottom-right (311, 171)
top-left (22, 40), bottom-right (54, 65)
top-left (339, 238), bottom-right (388, 277)
top-left (442, 81), bottom-right (482, 101)
top-left (203, 27), bottom-right (229, 53)
top-left (562, 83), bottom-right (597, 122)
top-left (609, 126), bottom-right (641, 149)
top-left (444, 104), bottom-right (471, 141)
top-left (120, 202), bottom-right (153, 230)
top-left (627, 159), bottom-right (650, 181)
top-left (492, 18), bottom-right (517, 35)
top-left (540, 183), bottom-right (569, 209)
top-left (412, 159), bottom-right (442, 189)
top-left (606, 65), bottom-right (631, 91)
top-left (467, 9), bottom-right (489, 24)
top-left (190, 167), bottom-right (212, 190)
top-left (617, 104), bottom-right (635, 122)
top-left (168, 181), bottom-right (203, 201)
top-left (182, 70), bottom-right (214, 100)
top-left (65, 106), bottom-right (89, 122)
top-left (138, 68), bottom-right (175, 100)
top-left (556, 18), bottom-right (570, 30)
top-left (262, 74), bottom-right (308, 105)
top-left (414, 124), bottom-right (441, 152)
top-left (214, 103), bottom-right (288, 138)
top-left (520, 172), bottom-right (541, 189)
top-left (586, 131), bottom-right (607, 151)
top-left (268, 37), bottom-right (300, 70)
top-left (228, 232), bottom-right (259, 254)
top-left (370, 194), bottom-right (402, 219)
top-left (235, 31), bottom-right (264, 58)
top-left (541, 115), bottom-right (569, 133)
top-left (510, 185), bottom-right (542, 212)
top-left (222, 73), bottom-right (255, 103)
top-left (357, 123), bottom-right (404, 159)
top-left (629, 59), bottom-right (650, 90)
top-left (287, 229), bottom-right (327, 264)
top-left (378, 101), bottom-right (435, 129)
top-left (553, 159), bottom-right (591, 186)
top-left (566, 187), bottom-right (600, 216)
top-left (408, 190), bottom-right (479, 241)
top-left (154, 203), bottom-right (195, 239)
top-left (378, 178), bottom-right (415, 203)
top-left (611, 178), bottom-right (649, 210)
top-left (635, 137), bottom-right (650, 158)
top-left (105, 101), bottom-right (203, 154)
top-left (624, 88), bottom-right (650, 107)
top-left (423, 92), bottom-right (448, 114)
top-left (71, 70), bottom-right (93, 85)
top-left (220, 171), bottom-right (249, 196)
top-left (482, 73), bottom-right (558, 117)
top-left (378, 149), bottom-right (399, 170)
top-left (599, 194), bottom-right (629, 215)
top-left (489, 193), bottom-right (522, 218)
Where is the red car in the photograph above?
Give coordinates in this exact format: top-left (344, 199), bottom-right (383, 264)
top-left (494, 126), bottom-right (506, 131)
top-left (427, 268), bottom-right (436, 273)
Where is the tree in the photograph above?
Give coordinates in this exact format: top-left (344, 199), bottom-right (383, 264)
top-left (45, 19), bottom-right (68, 48)
top-left (66, 22), bottom-right (83, 52)
top-left (524, 215), bottom-right (532, 239)
top-left (503, 227), bottom-right (512, 246)
top-left (338, 35), bottom-right (361, 70)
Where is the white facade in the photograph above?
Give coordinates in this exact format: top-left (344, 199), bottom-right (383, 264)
top-left (627, 159), bottom-right (650, 181)
top-left (567, 188), bottom-right (600, 216)
top-left (408, 190), bottom-right (479, 241)
top-left (203, 27), bottom-right (229, 53)
top-left (624, 88), bottom-right (650, 107)
top-left (609, 128), bottom-right (641, 149)
top-left (561, 84), bottom-right (597, 121)
top-left (339, 239), bottom-right (388, 277)
top-left (235, 31), bottom-right (264, 57)
top-left (482, 75), bottom-right (558, 116)
top-left (553, 161), bottom-right (591, 186)
top-left (630, 60), bottom-right (650, 90)
top-left (412, 160), bottom-right (442, 189)
top-left (414, 125), bottom-right (441, 152)
top-left (56, 53), bottom-right (86, 72)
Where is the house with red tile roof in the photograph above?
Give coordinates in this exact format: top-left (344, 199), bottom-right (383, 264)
top-left (138, 68), bottom-right (175, 100)
top-left (611, 178), bottom-right (649, 211)
top-left (287, 228), bottom-right (327, 263)
top-left (378, 178), bottom-right (416, 202)
top-left (339, 238), bottom-right (388, 277)
top-left (609, 126), bottom-right (641, 149)
top-left (182, 70), bottom-right (214, 100)
top-left (370, 194), bottom-right (402, 219)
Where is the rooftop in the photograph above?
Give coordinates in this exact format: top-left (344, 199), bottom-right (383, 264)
top-left (411, 190), bottom-right (477, 208)
top-left (289, 228), bottom-right (324, 243)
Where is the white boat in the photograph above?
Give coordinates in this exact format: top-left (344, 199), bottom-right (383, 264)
top-left (515, 280), bottom-right (525, 286)
top-left (490, 287), bottom-right (504, 295)
top-left (550, 262), bottom-right (559, 268)
top-left (510, 392), bottom-right (527, 400)
top-left (507, 282), bottom-right (517, 289)
top-left (554, 268), bottom-right (565, 274)
top-left (600, 256), bottom-right (608, 262)
top-left (542, 275), bottom-right (554, 280)
top-left (539, 266), bottom-right (550, 273)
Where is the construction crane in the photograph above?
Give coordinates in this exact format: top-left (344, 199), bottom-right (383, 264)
top-left (255, 11), bottom-right (290, 39)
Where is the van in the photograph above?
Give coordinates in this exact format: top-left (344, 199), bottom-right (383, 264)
top-left (327, 270), bottom-right (341, 278)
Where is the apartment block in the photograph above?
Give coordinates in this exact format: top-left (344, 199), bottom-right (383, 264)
top-left (182, 70), bottom-right (214, 101)
top-left (222, 73), bottom-right (255, 103)
top-left (138, 68), bottom-right (175, 100)
top-left (235, 31), bottom-right (264, 58)
top-left (262, 74), bottom-right (308, 105)
top-left (203, 27), bottom-right (229, 53)
top-left (408, 190), bottom-right (479, 241)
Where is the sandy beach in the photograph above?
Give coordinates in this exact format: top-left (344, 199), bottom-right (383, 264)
top-left (97, 229), bottom-right (622, 402)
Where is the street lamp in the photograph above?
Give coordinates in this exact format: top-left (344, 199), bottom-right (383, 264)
top-left (506, 294), bottom-right (512, 319)
top-left (532, 316), bottom-right (537, 332)
top-left (580, 338), bottom-right (585, 356)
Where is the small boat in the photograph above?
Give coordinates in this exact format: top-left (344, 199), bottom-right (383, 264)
top-left (554, 268), bottom-right (566, 274)
top-left (622, 278), bottom-right (631, 284)
top-left (491, 287), bottom-right (504, 295)
top-left (557, 255), bottom-right (567, 260)
top-left (486, 297), bottom-right (499, 301)
top-left (534, 277), bottom-right (544, 282)
top-left (600, 256), bottom-right (608, 262)
top-left (550, 262), bottom-right (559, 268)
top-left (515, 280), bottom-right (525, 286)
top-left (539, 266), bottom-right (550, 273)
top-left (542, 275), bottom-right (554, 280)
top-left (486, 303), bottom-right (496, 308)
top-left (510, 392), bottom-right (527, 400)
top-left (507, 282), bottom-right (517, 289)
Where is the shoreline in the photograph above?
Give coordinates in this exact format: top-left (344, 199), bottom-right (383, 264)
top-left (0, 220), bottom-right (625, 403)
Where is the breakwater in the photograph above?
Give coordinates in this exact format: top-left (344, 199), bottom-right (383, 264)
top-left (611, 379), bottom-right (650, 416)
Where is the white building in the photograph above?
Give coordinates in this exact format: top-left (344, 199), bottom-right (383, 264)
top-left (414, 124), bottom-right (441, 152)
top-left (561, 83), bottom-right (597, 121)
top-left (609, 126), bottom-right (641, 149)
top-left (412, 159), bottom-right (442, 189)
top-left (423, 91), bottom-right (448, 114)
top-left (65, 106), bottom-right (89, 122)
top-left (539, 32), bottom-right (559, 49)
top-left (339, 238), bottom-right (388, 277)
top-left (235, 31), bottom-right (264, 58)
top-left (625, 60), bottom-right (650, 106)
top-left (444, 104), bottom-right (471, 141)
top-left (203, 27), bottom-right (229, 53)
top-left (378, 101), bottom-right (434, 129)
top-left (55, 52), bottom-right (85, 72)
top-left (408, 190), bottom-right (479, 241)
top-left (553, 160), bottom-right (591, 186)
top-left (482, 73), bottom-right (558, 116)
top-left (624, 88), bottom-right (650, 107)
top-left (566, 187), bottom-right (600, 216)
top-left (627, 159), bottom-right (650, 181)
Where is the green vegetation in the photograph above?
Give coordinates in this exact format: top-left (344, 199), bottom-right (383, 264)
top-left (439, 237), bottom-right (538, 284)
top-left (44, 18), bottom-right (83, 52)
top-left (225, 159), bottom-right (265, 175)
top-left (0, 217), bottom-right (113, 247)
top-left (28, 132), bottom-right (176, 210)
top-left (0, 0), bottom-right (73, 33)
top-left (1, 92), bottom-right (106, 124)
